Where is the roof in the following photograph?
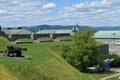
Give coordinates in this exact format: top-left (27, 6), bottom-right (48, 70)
top-left (94, 30), bottom-right (120, 39)
top-left (36, 29), bottom-right (73, 34)
top-left (3, 29), bottom-right (33, 34)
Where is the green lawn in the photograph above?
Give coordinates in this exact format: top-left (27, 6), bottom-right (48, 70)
top-left (0, 38), bottom-right (115, 80)
top-left (17, 38), bottom-right (33, 42)
top-left (38, 37), bottom-right (53, 41)
top-left (57, 36), bottom-right (72, 41)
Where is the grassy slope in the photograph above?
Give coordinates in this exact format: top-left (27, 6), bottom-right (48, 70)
top-left (0, 36), bottom-right (11, 51)
top-left (0, 37), bottom-right (114, 80)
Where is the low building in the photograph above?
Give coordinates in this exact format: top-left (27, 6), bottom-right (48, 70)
top-left (94, 30), bottom-right (120, 54)
top-left (94, 30), bottom-right (120, 45)
top-left (2, 29), bottom-right (33, 35)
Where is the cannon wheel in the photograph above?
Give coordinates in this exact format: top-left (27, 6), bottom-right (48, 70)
top-left (16, 51), bottom-right (22, 57)
top-left (5, 49), bottom-right (10, 56)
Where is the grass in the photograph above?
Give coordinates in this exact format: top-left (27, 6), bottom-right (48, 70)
top-left (39, 37), bottom-right (53, 42)
top-left (57, 36), bottom-right (72, 41)
top-left (0, 37), bottom-right (116, 80)
top-left (0, 36), bottom-right (11, 51)
top-left (17, 38), bottom-right (33, 42)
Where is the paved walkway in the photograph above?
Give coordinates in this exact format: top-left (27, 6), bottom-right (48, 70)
top-left (100, 70), bottom-right (120, 80)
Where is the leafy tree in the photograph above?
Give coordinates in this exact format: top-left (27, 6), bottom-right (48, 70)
top-left (66, 27), bottom-right (99, 72)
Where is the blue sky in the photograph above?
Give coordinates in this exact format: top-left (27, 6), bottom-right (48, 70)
top-left (0, 0), bottom-right (120, 27)
top-left (53, 0), bottom-right (101, 7)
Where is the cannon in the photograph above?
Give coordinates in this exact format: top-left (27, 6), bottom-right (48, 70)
top-left (5, 46), bottom-right (27, 57)
top-left (99, 58), bottom-right (114, 72)
top-left (89, 58), bottom-right (114, 73)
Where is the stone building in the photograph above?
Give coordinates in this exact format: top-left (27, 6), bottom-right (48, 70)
top-left (94, 30), bottom-right (120, 54)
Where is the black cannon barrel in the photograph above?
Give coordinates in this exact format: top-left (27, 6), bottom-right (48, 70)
top-left (21, 48), bottom-right (27, 51)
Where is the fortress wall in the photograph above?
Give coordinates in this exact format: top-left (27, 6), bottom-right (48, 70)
top-left (32, 33), bottom-right (70, 40)
top-left (0, 31), bottom-right (9, 40)
top-left (9, 34), bottom-right (31, 41)
top-left (53, 33), bottom-right (70, 38)
top-left (5, 33), bottom-right (71, 41)
top-left (95, 39), bottom-right (120, 44)
top-left (33, 34), bottom-right (50, 40)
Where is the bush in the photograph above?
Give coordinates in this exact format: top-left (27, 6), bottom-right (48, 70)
top-left (66, 28), bottom-right (99, 72)
top-left (61, 45), bottom-right (70, 59)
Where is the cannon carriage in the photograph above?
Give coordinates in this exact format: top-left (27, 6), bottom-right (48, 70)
top-left (5, 46), bottom-right (27, 57)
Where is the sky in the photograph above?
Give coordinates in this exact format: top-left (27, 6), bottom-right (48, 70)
top-left (0, 0), bottom-right (120, 27)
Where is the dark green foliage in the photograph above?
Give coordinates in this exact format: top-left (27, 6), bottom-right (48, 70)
top-left (61, 45), bottom-right (71, 59)
top-left (97, 54), bottom-right (120, 67)
top-left (66, 27), bottom-right (99, 71)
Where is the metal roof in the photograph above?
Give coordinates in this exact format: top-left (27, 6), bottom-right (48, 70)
top-left (3, 29), bottom-right (33, 34)
top-left (36, 29), bottom-right (73, 34)
top-left (94, 30), bottom-right (120, 39)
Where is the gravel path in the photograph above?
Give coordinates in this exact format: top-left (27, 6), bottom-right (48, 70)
top-left (0, 53), bottom-right (32, 60)
top-left (100, 69), bottom-right (120, 80)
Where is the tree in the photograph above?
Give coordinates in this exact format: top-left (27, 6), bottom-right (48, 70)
top-left (66, 27), bottom-right (99, 72)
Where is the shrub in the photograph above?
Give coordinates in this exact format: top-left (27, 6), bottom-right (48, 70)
top-left (61, 45), bottom-right (71, 59)
top-left (65, 28), bottom-right (99, 72)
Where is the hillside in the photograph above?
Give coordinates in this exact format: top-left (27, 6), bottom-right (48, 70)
top-left (0, 41), bottom-right (114, 80)
top-left (0, 36), bottom-right (10, 44)
top-left (0, 36), bottom-right (11, 51)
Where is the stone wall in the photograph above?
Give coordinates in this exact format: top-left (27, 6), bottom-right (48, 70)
top-left (33, 34), bottom-right (50, 40)
top-left (96, 38), bottom-right (120, 54)
top-left (7, 33), bottom-right (71, 41)
top-left (95, 39), bottom-right (120, 45)
top-left (0, 31), bottom-right (9, 39)
top-left (53, 33), bottom-right (70, 38)
top-left (98, 44), bottom-right (109, 54)
top-left (9, 34), bottom-right (31, 41)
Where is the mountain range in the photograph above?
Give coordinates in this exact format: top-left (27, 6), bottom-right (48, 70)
top-left (3, 25), bottom-right (120, 31)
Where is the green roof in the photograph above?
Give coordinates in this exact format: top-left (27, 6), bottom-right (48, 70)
top-left (3, 29), bottom-right (33, 34)
top-left (94, 30), bottom-right (120, 38)
top-left (36, 29), bottom-right (73, 34)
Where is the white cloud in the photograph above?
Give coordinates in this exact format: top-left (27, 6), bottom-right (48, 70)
top-left (0, 0), bottom-right (120, 27)
top-left (58, 0), bottom-right (120, 26)
top-left (0, 0), bottom-right (56, 27)
top-left (42, 2), bottom-right (56, 9)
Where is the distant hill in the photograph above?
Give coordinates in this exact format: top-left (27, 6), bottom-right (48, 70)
top-left (3, 25), bottom-right (120, 32)
top-left (22, 25), bottom-right (120, 32)
top-left (95, 26), bottom-right (120, 31)
top-left (22, 25), bottom-right (74, 32)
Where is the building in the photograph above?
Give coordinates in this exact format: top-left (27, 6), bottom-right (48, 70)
top-left (2, 28), bottom-right (33, 35)
top-left (94, 30), bottom-right (120, 45)
top-left (94, 30), bottom-right (120, 54)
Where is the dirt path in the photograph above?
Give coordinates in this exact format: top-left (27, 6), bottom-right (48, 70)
top-left (100, 70), bottom-right (120, 80)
